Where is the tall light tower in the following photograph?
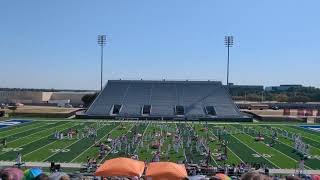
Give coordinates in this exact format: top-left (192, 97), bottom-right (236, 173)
top-left (224, 36), bottom-right (233, 87)
top-left (98, 35), bottom-right (107, 91)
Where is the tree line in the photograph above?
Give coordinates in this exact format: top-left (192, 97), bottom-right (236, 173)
top-left (230, 87), bottom-right (320, 102)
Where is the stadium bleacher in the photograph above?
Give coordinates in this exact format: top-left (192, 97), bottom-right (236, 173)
top-left (85, 80), bottom-right (250, 121)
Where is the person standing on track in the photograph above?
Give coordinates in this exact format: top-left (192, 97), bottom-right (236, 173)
top-left (2, 138), bottom-right (6, 147)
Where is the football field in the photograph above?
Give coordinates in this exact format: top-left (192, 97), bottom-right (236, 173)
top-left (0, 119), bottom-right (319, 170)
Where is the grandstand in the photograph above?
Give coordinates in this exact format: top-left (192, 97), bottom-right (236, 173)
top-left (83, 80), bottom-right (251, 121)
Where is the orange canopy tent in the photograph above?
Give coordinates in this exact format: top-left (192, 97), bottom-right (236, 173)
top-left (214, 173), bottom-right (231, 180)
top-left (146, 162), bottom-right (188, 180)
top-left (95, 157), bottom-right (145, 177)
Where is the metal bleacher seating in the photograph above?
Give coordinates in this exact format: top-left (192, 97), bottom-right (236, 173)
top-left (86, 80), bottom-right (249, 120)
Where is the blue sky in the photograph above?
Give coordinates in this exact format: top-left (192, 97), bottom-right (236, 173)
top-left (0, 0), bottom-right (319, 90)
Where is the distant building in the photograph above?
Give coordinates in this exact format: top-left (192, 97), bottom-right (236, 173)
top-left (225, 84), bottom-right (264, 96)
top-left (0, 90), bottom-right (95, 106)
top-left (227, 84), bottom-right (264, 91)
top-left (265, 84), bottom-right (303, 91)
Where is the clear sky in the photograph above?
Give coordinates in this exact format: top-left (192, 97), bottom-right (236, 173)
top-left (0, 0), bottom-right (319, 90)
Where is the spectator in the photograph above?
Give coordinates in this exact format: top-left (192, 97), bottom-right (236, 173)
top-left (0, 171), bottom-right (14, 180)
top-left (0, 167), bottom-right (23, 180)
top-left (49, 172), bottom-right (70, 180)
top-left (285, 175), bottom-right (301, 180)
top-left (241, 172), bottom-right (271, 180)
top-left (35, 174), bottom-right (49, 180)
top-left (68, 173), bottom-right (84, 180)
top-left (210, 176), bottom-right (222, 180)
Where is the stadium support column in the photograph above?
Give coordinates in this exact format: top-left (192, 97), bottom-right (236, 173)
top-left (224, 36), bottom-right (233, 87)
top-left (98, 35), bottom-right (107, 91)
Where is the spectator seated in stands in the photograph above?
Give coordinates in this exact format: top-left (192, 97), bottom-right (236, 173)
top-left (49, 172), bottom-right (70, 180)
top-left (0, 167), bottom-right (24, 180)
top-left (34, 173), bottom-right (49, 180)
top-left (240, 172), bottom-right (271, 180)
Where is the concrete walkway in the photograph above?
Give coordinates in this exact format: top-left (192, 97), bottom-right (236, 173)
top-left (267, 168), bottom-right (320, 175)
top-left (1, 161), bottom-right (320, 175)
top-left (0, 161), bottom-right (83, 168)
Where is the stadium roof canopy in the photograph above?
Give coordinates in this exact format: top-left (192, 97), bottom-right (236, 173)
top-left (85, 80), bottom-right (250, 121)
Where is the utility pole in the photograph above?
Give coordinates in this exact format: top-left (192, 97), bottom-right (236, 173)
top-left (224, 36), bottom-right (234, 87)
top-left (97, 35), bottom-right (107, 91)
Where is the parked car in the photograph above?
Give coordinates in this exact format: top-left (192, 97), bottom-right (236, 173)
top-left (15, 103), bottom-right (24, 107)
top-left (65, 104), bottom-right (73, 108)
top-left (270, 106), bottom-right (279, 110)
top-left (0, 103), bottom-right (6, 109)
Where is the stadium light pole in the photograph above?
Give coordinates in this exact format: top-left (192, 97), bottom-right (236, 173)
top-left (224, 36), bottom-right (233, 87)
top-left (98, 35), bottom-right (107, 91)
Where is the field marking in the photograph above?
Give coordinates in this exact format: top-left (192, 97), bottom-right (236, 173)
top-left (228, 132), bottom-right (280, 169)
top-left (292, 126), bottom-right (320, 135)
top-left (5, 122), bottom-right (64, 144)
top-left (238, 126), bottom-right (313, 170)
top-left (0, 122), bottom-right (56, 140)
top-left (278, 126), bottom-right (320, 151)
top-left (98, 124), bottom-right (135, 164)
top-left (0, 122), bottom-right (74, 156)
top-left (180, 123), bottom-right (187, 163)
top-left (70, 123), bottom-right (121, 163)
top-left (250, 125), bottom-right (320, 152)
top-left (284, 126), bottom-right (320, 139)
top-left (186, 123), bottom-right (219, 166)
top-left (42, 123), bottom-right (109, 162)
top-left (0, 121), bottom-right (43, 137)
top-left (133, 122), bottom-right (150, 154)
top-left (166, 122), bottom-right (183, 162)
top-left (265, 139), bottom-right (313, 169)
top-left (175, 123), bottom-right (188, 163)
top-left (289, 133), bottom-right (320, 148)
top-left (207, 126), bottom-right (244, 164)
top-left (22, 123), bottom-right (81, 158)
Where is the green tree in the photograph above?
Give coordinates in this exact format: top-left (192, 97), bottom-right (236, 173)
top-left (273, 94), bottom-right (289, 102)
top-left (288, 95), bottom-right (310, 103)
top-left (81, 93), bottom-right (98, 107)
top-left (8, 106), bottom-right (17, 114)
top-left (246, 94), bottom-right (262, 101)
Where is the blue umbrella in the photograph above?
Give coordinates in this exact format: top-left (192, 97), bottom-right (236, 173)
top-left (24, 168), bottom-right (42, 180)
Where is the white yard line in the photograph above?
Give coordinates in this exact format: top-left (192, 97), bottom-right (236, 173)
top-left (0, 122), bottom-right (45, 137)
top-left (229, 133), bottom-right (280, 169)
top-left (22, 123), bottom-right (81, 157)
top-left (185, 123), bottom-right (220, 166)
top-left (208, 126), bottom-right (244, 164)
top-left (70, 123), bottom-right (121, 163)
top-left (288, 126), bottom-right (320, 137)
top-left (278, 127), bottom-right (320, 151)
top-left (98, 124), bottom-right (135, 164)
top-left (175, 123), bottom-right (188, 163)
top-left (250, 126), bottom-right (314, 170)
top-left (240, 129), bottom-right (309, 169)
top-left (0, 122), bottom-right (74, 156)
top-left (133, 122), bottom-right (150, 154)
top-left (42, 123), bottom-right (109, 162)
top-left (6, 122), bottom-right (65, 144)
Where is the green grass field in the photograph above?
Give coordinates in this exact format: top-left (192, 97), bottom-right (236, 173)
top-left (0, 119), bottom-right (319, 170)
